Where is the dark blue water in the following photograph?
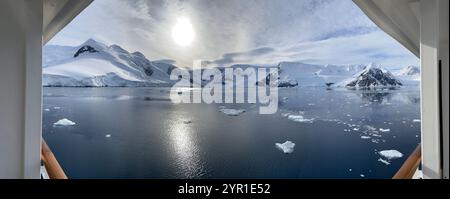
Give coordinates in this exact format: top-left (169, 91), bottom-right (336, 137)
top-left (42, 87), bottom-right (421, 179)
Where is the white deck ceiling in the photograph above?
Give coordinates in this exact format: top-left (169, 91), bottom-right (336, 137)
top-left (43, 0), bottom-right (93, 44)
top-left (353, 0), bottom-right (420, 57)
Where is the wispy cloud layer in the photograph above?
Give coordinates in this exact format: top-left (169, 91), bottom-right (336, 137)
top-left (48, 0), bottom-right (418, 68)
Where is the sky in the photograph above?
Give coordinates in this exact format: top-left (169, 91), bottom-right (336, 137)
top-left (48, 0), bottom-right (419, 69)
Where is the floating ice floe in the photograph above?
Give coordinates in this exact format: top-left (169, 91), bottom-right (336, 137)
top-left (413, 119), bottom-right (421, 123)
top-left (361, 136), bottom-right (371, 139)
top-left (378, 150), bottom-right (403, 160)
top-left (53, 106), bottom-right (61, 110)
top-left (379, 128), bottom-right (391, 132)
top-left (116, 95), bottom-right (133, 100)
top-left (53, 118), bottom-right (76, 127)
top-left (105, 134), bottom-right (111, 138)
top-left (275, 141), bottom-right (295, 154)
top-left (219, 108), bottom-right (246, 116)
top-left (378, 158), bottom-right (391, 165)
top-left (44, 108), bottom-right (50, 112)
top-left (285, 114), bottom-right (314, 123)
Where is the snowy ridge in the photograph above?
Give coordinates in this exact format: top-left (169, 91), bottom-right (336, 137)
top-left (43, 39), bottom-right (178, 87)
top-left (395, 66), bottom-right (420, 76)
top-left (43, 40), bottom-right (413, 89)
top-left (394, 66), bottom-right (421, 86)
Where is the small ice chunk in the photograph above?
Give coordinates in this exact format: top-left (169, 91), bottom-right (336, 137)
top-left (360, 174), bottom-right (365, 178)
top-left (353, 128), bottom-right (360, 131)
top-left (219, 108), bottom-right (246, 116)
top-left (53, 118), bottom-right (76, 127)
top-left (378, 158), bottom-right (391, 165)
top-left (44, 108), bottom-right (50, 112)
top-left (348, 169), bottom-right (352, 172)
top-left (413, 119), bottom-right (421, 123)
top-left (286, 114), bottom-right (314, 123)
top-left (53, 106), bottom-right (61, 110)
top-left (379, 128), bottom-right (390, 132)
top-left (105, 134), bottom-right (111, 138)
top-left (275, 141), bottom-right (295, 154)
top-left (379, 150), bottom-right (403, 160)
top-left (361, 136), bottom-right (371, 139)
top-left (116, 95), bottom-right (132, 100)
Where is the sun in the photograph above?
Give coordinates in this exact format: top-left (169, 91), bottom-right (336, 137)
top-left (171, 17), bottom-right (195, 47)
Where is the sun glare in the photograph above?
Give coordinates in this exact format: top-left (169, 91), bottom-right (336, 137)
top-left (171, 17), bottom-right (195, 47)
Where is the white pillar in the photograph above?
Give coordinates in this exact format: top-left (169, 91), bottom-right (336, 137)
top-left (438, 0), bottom-right (449, 180)
top-left (0, 0), bottom-right (43, 179)
top-left (420, 0), bottom-right (443, 179)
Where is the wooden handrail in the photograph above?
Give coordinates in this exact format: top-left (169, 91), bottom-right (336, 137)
top-left (41, 139), bottom-right (68, 179)
top-left (393, 144), bottom-right (421, 179)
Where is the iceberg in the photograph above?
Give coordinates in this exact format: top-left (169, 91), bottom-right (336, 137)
top-left (378, 150), bottom-right (403, 160)
top-left (53, 118), bottom-right (76, 127)
top-left (219, 108), bottom-right (246, 116)
top-left (275, 141), bottom-right (295, 154)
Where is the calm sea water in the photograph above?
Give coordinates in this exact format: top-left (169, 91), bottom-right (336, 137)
top-left (42, 87), bottom-right (421, 179)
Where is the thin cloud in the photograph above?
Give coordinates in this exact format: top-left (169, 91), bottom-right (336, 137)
top-left (47, 0), bottom-right (418, 68)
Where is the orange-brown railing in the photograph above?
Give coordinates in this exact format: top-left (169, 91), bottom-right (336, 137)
top-left (41, 140), bottom-right (68, 179)
top-left (393, 144), bottom-right (421, 179)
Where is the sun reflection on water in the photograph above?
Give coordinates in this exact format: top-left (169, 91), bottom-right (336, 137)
top-left (166, 111), bottom-right (206, 178)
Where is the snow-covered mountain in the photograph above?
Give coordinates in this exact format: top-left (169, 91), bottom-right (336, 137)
top-left (338, 64), bottom-right (403, 89)
top-left (395, 66), bottom-right (420, 76)
top-left (42, 40), bottom-right (410, 89)
top-left (43, 39), bottom-right (177, 87)
top-left (274, 62), bottom-right (367, 87)
top-left (393, 65), bottom-right (421, 86)
top-left (196, 62), bottom-right (403, 89)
